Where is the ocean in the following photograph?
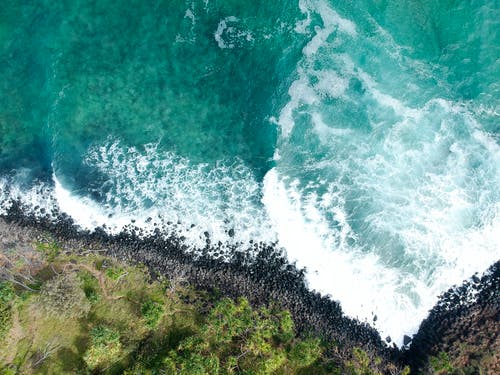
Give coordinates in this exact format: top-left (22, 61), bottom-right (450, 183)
top-left (1, 0), bottom-right (499, 346)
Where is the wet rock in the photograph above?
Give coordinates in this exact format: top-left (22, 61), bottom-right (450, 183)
top-left (403, 335), bottom-right (412, 346)
top-left (405, 261), bottom-right (499, 372)
top-left (6, 201), bottom-right (498, 373)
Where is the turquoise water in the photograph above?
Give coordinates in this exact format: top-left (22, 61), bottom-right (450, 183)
top-left (1, 0), bottom-right (499, 344)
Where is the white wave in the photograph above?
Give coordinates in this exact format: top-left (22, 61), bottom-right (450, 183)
top-left (1, 0), bottom-right (497, 350)
top-left (0, 176), bottom-right (56, 217)
top-left (313, 70), bottom-right (350, 99)
top-left (185, 9), bottom-right (196, 25)
top-left (1, 142), bottom-right (276, 256)
top-left (297, 0), bottom-right (357, 41)
top-left (262, 169), bottom-right (435, 345)
top-left (214, 16), bottom-right (253, 49)
top-left (273, 68), bottom-right (319, 140)
top-left (79, 141), bottom-right (275, 252)
top-left (268, 0), bottom-right (500, 347)
top-left (262, 164), bottom-right (499, 346)
top-left (53, 174), bottom-right (126, 232)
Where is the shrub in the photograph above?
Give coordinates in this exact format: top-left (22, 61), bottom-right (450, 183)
top-left (429, 352), bottom-right (455, 375)
top-left (83, 325), bottom-right (122, 370)
top-left (141, 298), bottom-right (164, 329)
top-left (105, 266), bottom-right (125, 280)
top-left (0, 305), bottom-right (13, 337)
top-left (78, 271), bottom-right (100, 303)
top-left (288, 338), bottom-right (323, 368)
top-left (39, 272), bottom-right (90, 318)
top-left (0, 281), bottom-right (15, 336)
top-left (164, 297), bottom-right (322, 374)
top-left (345, 347), bottom-right (382, 375)
top-left (0, 281), bottom-right (15, 305)
top-left (35, 241), bottom-right (61, 261)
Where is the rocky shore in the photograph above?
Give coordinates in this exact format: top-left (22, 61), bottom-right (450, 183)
top-left (405, 260), bottom-right (499, 373)
top-left (1, 200), bottom-right (498, 373)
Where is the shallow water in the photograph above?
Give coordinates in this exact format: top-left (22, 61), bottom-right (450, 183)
top-left (1, 0), bottom-right (499, 345)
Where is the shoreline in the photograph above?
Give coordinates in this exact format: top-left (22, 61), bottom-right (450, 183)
top-left (1, 199), bottom-right (498, 372)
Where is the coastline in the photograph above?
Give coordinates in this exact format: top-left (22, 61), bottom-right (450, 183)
top-left (1, 199), bottom-right (498, 373)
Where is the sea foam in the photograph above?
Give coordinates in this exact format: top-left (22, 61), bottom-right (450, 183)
top-left (266, 0), bottom-right (500, 346)
top-left (0, 0), bottom-right (498, 349)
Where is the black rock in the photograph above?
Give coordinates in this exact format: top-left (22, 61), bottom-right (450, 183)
top-left (385, 336), bottom-right (391, 343)
top-left (0, 198), bottom-right (416, 372)
top-left (403, 335), bottom-right (412, 346)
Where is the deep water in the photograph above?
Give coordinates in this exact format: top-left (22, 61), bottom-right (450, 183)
top-left (1, 0), bottom-right (499, 345)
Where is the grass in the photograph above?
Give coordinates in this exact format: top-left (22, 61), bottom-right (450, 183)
top-left (33, 240), bottom-right (61, 262)
top-left (0, 236), bottom-right (408, 375)
top-left (0, 237), bottom-right (203, 374)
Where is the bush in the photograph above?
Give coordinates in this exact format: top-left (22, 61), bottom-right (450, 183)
top-left (141, 298), bottom-right (164, 329)
top-left (39, 272), bottom-right (90, 318)
top-left (0, 306), bottom-right (12, 337)
top-left (105, 266), bottom-right (125, 280)
top-left (164, 297), bottom-right (322, 374)
top-left (0, 281), bottom-right (15, 336)
top-left (78, 271), bottom-right (100, 303)
top-left (0, 281), bottom-right (15, 305)
top-left (345, 347), bottom-right (382, 375)
top-left (83, 325), bottom-right (122, 370)
top-left (429, 352), bottom-right (455, 375)
top-left (288, 338), bottom-right (323, 368)
top-left (35, 241), bottom-right (61, 261)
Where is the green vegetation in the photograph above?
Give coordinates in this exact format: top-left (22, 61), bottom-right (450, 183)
top-left (39, 272), bottom-right (91, 318)
top-left (141, 298), bottom-right (164, 329)
top-left (345, 347), bottom-right (381, 375)
top-left (421, 334), bottom-right (498, 374)
top-left (163, 298), bottom-right (322, 374)
top-left (84, 325), bottom-right (123, 370)
top-left (424, 349), bottom-right (496, 375)
top-left (429, 352), bottom-right (455, 375)
top-left (34, 241), bottom-right (61, 261)
top-left (0, 281), bottom-right (15, 335)
top-left (105, 266), bottom-right (126, 281)
top-left (79, 270), bottom-right (100, 303)
top-left (0, 236), bottom-right (407, 374)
